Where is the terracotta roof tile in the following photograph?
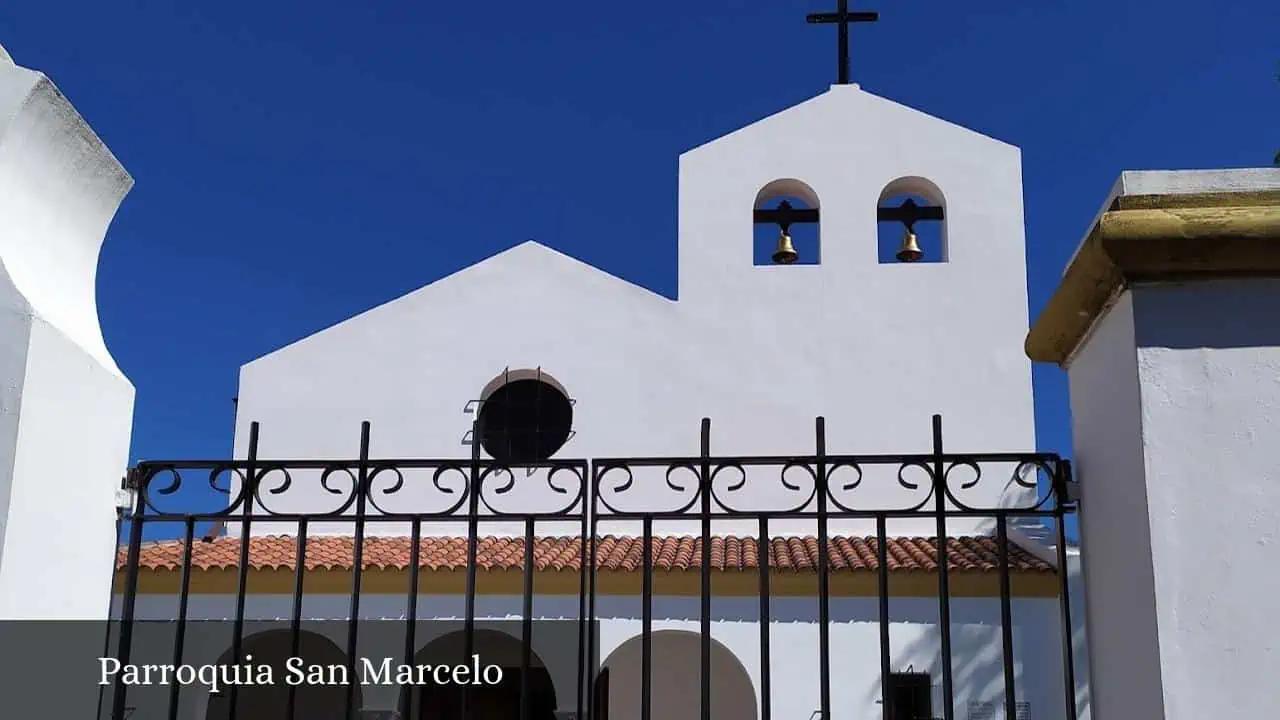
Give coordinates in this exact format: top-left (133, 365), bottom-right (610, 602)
top-left (119, 535), bottom-right (1053, 574)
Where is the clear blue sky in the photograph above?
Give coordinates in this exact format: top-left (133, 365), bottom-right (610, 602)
top-left (2, 1), bottom-right (1276, 468)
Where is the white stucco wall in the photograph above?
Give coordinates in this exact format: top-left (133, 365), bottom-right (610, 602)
top-left (1066, 292), bottom-right (1164, 720)
top-left (1130, 279), bottom-right (1280, 718)
top-left (232, 85), bottom-right (1036, 538)
top-left (0, 52), bottom-right (135, 618)
top-left (1068, 277), bottom-right (1280, 719)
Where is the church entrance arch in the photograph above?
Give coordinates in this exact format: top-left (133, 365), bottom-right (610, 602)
top-left (600, 630), bottom-right (757, 720)
top-left (401, 628), bottom-right (558, 720)
top-left (205, 629), bottom-right (355, 720)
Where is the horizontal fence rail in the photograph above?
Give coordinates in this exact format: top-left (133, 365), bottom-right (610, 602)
top-left (110, 415), bottom-right (1079, 720)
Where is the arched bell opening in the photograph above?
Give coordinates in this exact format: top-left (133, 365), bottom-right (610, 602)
top-left (753, 178), bottom-right (821, 266)
top-left (876, 177), bottom-right (947, 264)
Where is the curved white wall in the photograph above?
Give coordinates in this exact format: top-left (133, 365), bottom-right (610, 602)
top-left (0, 53), bottom-right (134, 619)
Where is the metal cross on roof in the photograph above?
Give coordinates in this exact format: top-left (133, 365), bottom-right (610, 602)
top-left (806, 0), bottom-right (879, 85)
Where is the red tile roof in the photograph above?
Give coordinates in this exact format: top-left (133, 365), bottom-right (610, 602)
top-left (119, 535), bottom-right (1053, 574)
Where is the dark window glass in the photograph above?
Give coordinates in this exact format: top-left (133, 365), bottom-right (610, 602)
top-left (478, 378), bottom-right (573, 464)
top-left (888, 672), bottom-right (933, 720)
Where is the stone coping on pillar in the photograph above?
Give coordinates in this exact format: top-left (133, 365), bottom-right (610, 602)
top-left (1025, 169), bottom-right (1280, 366)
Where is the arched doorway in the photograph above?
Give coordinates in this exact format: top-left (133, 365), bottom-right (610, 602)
top-left (206, 630), bottom-right (356, 720)
top-left (402, 629), bottom-right (558, 720)
top-left (600, 630), bottom-right (757, 720)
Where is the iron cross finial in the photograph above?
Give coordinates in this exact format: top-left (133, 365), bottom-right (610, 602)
top-left (806, 0), bottom-right (879, 85)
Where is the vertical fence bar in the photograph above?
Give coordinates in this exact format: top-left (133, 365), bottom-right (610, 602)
top-left (577, 468), bottom-right (591, 720)
top-left (815, 417), bottom-right (831, 720)
top-left (286, 518), bottom-right (309, 720)
top-left (166, 517), bottom-right (196, 720)
top-left (699, 418), bottom-right (712, 720)
top-left (99, 507), bottom-right (125, 720)
top-left (996, 515), bottom-right (1017, 720)
top-left (344, 422), bottom-right (371, 719)
top-left (111, 468), bottom-right (146, 720)
top-left (931, 414), bottom-right (956, 720)
top-left (876, 515), bottom-right (891, 720)
top-left (586, 467), bottom-right (600, 720)
top-left (641, 516), bottom-right (653, 720)
top-left (227, 422), bottom-right (260, 720)
top-left (463, 421), bottom-right (482, 720)
top-left (1055, 460), bottom-right (1079, 720)
top-left (520, 518), bottom-right (535, 720)
top-left (400, 518), bottom-right (423, 720)
top-left (758, 517), bottom-right (771, 720)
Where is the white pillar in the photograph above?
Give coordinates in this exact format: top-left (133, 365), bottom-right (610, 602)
top-left (1027, 169), bottom-right (1280, 719)
top-left (0, 44), bottom-right (135, 619)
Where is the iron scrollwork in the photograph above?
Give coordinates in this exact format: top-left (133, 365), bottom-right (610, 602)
top-left (125, 417), bottom-right (1072, 522)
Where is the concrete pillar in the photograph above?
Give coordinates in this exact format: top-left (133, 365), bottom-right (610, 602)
top-left (0, 44), bottom-right (135, 619)
top-left (1026, 169), bottom-right (1280, 718)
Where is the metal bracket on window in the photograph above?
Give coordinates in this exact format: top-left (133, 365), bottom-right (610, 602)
top-left (115, 473), bottom-right (138, 510)
top-left (1063, 478), bottom-right (1081, 503)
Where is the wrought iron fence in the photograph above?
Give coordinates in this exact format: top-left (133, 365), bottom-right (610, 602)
top-left (110, 415), bottom-right (1079, 720)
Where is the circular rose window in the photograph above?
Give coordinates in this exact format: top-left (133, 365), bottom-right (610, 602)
top-left (476, 370), bottom-right (573, 464)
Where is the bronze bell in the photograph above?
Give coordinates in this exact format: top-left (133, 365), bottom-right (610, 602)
top-left (772, 229), bottom-right (798, 264)
top-left (896, 228), bottom-right (923, 263)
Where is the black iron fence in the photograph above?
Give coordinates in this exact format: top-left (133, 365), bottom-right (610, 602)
top-left (111, 415), bottom-right (1079, 720)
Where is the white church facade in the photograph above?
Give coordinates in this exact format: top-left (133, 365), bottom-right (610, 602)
top-left (111, 81), bottom-right (1084, 720)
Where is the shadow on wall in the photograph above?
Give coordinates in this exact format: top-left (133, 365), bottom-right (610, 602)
top-left (1131, 280), bottom-right (1280, 350)
top-left (887, 597), bottom-right (1091, 720)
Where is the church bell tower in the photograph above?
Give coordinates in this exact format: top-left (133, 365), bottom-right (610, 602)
top-left (674, 4), bottom-right (1035, 461)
